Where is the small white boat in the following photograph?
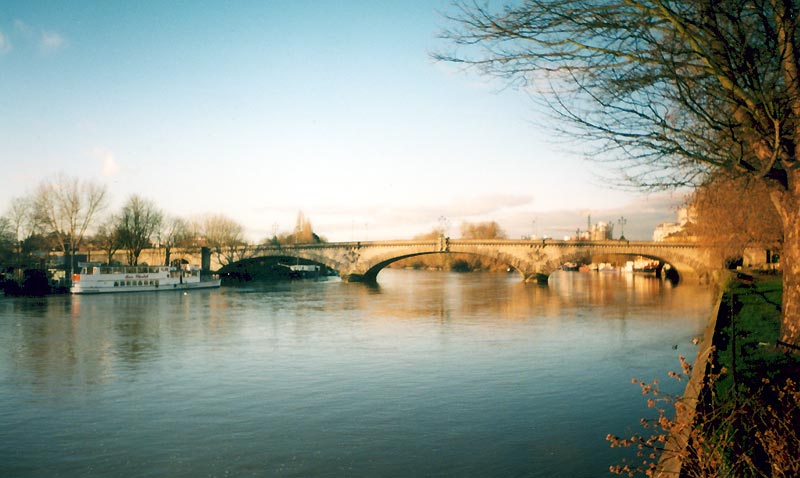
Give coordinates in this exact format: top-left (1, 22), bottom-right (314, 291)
top-left (71, 264), bottom-right (221, 294)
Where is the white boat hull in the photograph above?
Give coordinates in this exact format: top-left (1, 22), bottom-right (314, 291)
top-left (72, 279), bottom-right (221, 294)
top-left (70, 265), bottom-right (221, 294)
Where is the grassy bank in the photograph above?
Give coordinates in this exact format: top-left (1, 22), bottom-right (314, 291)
top-left (684, 276), bottom-right (800, 477)
top-left (714, 276), bottom-right (799, 398)
top-left (611, 275), bottom-right (800, 477)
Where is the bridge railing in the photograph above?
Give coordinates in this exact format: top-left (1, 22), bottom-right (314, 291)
top-left (250, 239), bottom-right (700, 249)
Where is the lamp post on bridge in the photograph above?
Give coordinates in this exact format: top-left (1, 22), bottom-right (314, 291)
top-left (618, 216), bottom-right (627, 241)
top-left (438, 215), bottom-right (450, 238)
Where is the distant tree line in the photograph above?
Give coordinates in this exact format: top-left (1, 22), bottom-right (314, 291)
top-left (0, 174), bottom-right (329, 290)
top-left (265, 210), bottom-right (327, 247)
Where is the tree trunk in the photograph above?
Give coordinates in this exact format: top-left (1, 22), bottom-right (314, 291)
top-left (780, 208), bottom-right (800, 349)
top-left (773, 181), bottom-right (800, 351)
top-left (127, 248), bottom-right (141, 266)
top-left (66, 249), bottom-right (73, 288)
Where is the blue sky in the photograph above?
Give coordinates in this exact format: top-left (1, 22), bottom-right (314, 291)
top-left (0, 1), bottom-right (684, 241)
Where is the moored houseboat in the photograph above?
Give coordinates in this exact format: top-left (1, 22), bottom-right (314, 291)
top-left (70, 264), bottom-right (221, 294)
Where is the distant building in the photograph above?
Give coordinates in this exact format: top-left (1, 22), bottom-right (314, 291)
top-left (653, 206), bottom-right (696, 242)
top-left (590, 221), bottom-right (614, 241)
top-left (569, 221), bottom-right (614, 241)
top-left (677, 206), bottom-right (697, 225)
top-left (653, 222), bottom-right (682, 241)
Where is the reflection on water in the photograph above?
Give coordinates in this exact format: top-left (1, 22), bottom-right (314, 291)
top-left (0, 270), bottom-right (713, 478)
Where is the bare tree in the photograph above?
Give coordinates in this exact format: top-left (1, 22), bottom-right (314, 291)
top-left (291, 210), bottom-right (322, 244)
top-left (271, 211), bottom-right (325, 246)
top-left (118, 195), bottom-right (163, 266)
top-left (33, 174), bottom-right (107, 283)
top-left (0, 216), bottom-right (14, 265)
top-left (414, 228), bottom-right (445, 240)
top-left (460, 221), bottom-right (507, 239)
top-left (5, 196), bottom-right (42, 266)
top-left (7, 197), bottom-right (37, 242)
top-left (692, 172), bottom-right (783, 265)
top-left (0, 217), bottom-right (11, 243)
top-left (92, 215), bottom-right (123, 265)
top-left (438, 0), bottom-right (800, 349)
top-left (159, 215), bottom-right (190, 266)
top-left (200, 214), bottom-right (248, 266)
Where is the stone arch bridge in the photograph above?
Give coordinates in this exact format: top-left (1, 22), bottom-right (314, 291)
top-left (216, 239), bottom-right (716, 284)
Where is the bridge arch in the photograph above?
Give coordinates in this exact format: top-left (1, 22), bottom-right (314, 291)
top-left (538, 251), bottom-right (687, 283)
top-left (545, 249), bottom-right (713, 284)
top-left (357, 250), bottom-right (530, 283)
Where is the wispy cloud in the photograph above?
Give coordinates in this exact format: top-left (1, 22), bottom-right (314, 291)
top-left (244, 191), bottom-right (684, 242)
top-left (8, 19), bottom-right (67, 54)
top-left (240, 171), bottom-right (683, 241)
top-left (92, 147), bottom-right (121, 177)
top-left (13, 19), bottom-right (33, 37)
top-left (500, 192), bottom-right (686, 240)
top-left (40, 31), bottom-right (66, 53)
top-left (0, 31), bottom-right (11, 55)
top-left (248, 193), bottom-right (538, 241)
top-left (444, 194), bottom-right (533, 217)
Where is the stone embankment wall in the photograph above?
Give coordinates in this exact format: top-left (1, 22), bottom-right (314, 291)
top-left (655, 290), bottom-right (724, 477)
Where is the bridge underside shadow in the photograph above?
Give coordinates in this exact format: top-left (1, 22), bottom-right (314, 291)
top-left (218, 256), bottom-right (332, 281)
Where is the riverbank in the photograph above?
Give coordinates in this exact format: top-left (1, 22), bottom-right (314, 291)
top-left (657, 273), bottom-right (800, 477)
top-left (1, 269), bottom-right (68, 297)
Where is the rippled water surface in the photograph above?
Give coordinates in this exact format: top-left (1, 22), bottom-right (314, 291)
top-left (0, 270), bottom-right (714, 477)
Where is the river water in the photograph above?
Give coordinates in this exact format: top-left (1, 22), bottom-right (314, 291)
top-left (0, 269), bottom-right (713, 478)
